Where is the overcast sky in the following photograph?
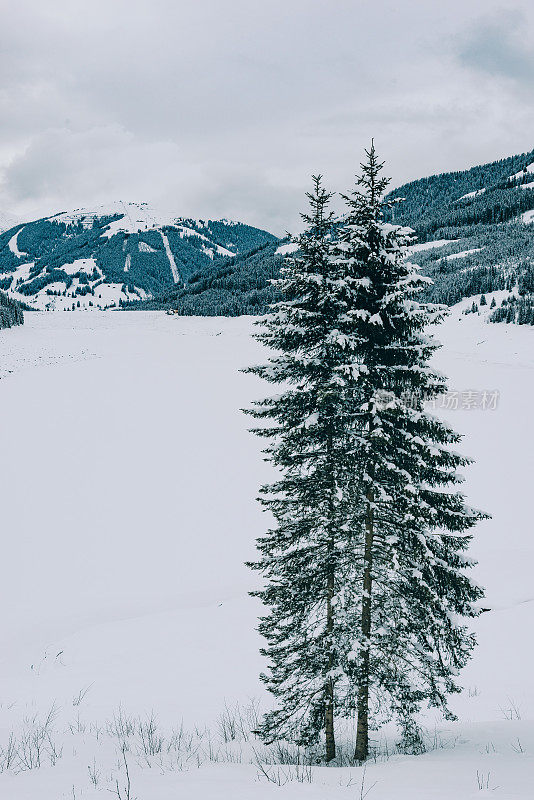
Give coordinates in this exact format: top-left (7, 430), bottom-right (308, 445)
top-left (1, 0), bottom-right (533, 234)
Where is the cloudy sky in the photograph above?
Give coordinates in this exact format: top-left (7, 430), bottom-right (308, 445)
top-left (1, 0), bottom-right (533, 234)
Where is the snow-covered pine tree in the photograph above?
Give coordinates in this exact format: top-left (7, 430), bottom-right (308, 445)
top-left (245, 176), bottom-right (365, 762)
top-left (331, 143), bottom-right (488, 761)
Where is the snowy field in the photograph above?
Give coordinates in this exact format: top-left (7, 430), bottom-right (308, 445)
top-left (0, 306), bottom-right (532, 799)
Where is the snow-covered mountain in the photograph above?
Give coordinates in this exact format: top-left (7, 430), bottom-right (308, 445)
top-left (137, 150), bottom-right (534, 321)
top-left (0, 202), bottom-right (277, 310)
top-left (386, 148), bottom-right (534, 323)
top-left (2, 150), bottom-right (533, 321)
top-left (0, 210), bottom-right (20, 233)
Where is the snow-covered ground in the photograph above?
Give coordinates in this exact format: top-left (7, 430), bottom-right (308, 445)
top-left (50, 201), bottom-right (237, 256)
top-left (0, 308), bottom-right (532, 799)
top-left (51, 201), bottom-right (196, 235)
top-left (445, 247), bottom-right (483, 261)
top-left (457, 188), bottom-right (486, 202)
top-left (8, 227), bottom-right (27, 258)
top-left (407, 238), bottom-right (456, 254)
top-left (508, 163), bottom-right (534, 183)
top-left (275, 242), bottom-right (299, 256)
top-left (4, 278), bottom-right (144, 312)
top-left (0, 210), bottom-right (20, 234)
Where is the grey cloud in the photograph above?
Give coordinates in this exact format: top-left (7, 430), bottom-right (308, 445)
top-left (1, 0), bottom-right (533, 233)
top-left (458, 9), bottom-right (534, 83)
top-left (0, 124), bottom-right (299, 233)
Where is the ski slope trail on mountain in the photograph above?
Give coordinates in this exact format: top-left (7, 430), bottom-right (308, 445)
top-left (8, 227), bottom-right (27, 258)
top-left (161, 230), bottom-right (181, 282)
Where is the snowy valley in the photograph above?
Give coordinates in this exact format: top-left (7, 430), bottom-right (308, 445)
top-left (2, 0), bottom-right (533, 795)
top-left (0, 303), bottom-right (532, 799)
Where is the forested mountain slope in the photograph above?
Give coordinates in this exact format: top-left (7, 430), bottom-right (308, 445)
top-left (384, 148), bottom-right (534, 323)
top-left (130, 240), bottom-right (293, 316)
top-left (0, 202), bottom-right (277, 311)
top-left (386, 149), bottom-right (534, 236)
top-left (2, 151), bottom-right (533, 321)
top-left (138, 149), bottom-right (534, 322)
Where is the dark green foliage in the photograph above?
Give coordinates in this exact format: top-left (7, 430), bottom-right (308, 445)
top-left (16, 269), bottom-right (72, 296)
top-left (245, 177), bottom-right (357, 759)
top-left (18, 220), bottom-right (69, 258)
top-left (385, 149), bottom-right (534, 238)
top-left (17, 218), bottom-right (120, 269)
top-left (246, 151), bottom-right (486, 762)
top-left (137, 230), bottom-right (164, 251)
top-left (0, 290), bottom-right (23, 328)
top-left (390, 158), bottom-right (534, 318)
top-left (383, 151), bottom-right (534, 322)
top-left (0, 225), bottom-right (24, 273)
top-left (163, 229), bottom-right (220, 281)
top-left (518, 264), bottom-right (534, 294)
top-left (491, 292), bottom-right (534, 324)
top-left (96, 235), bottom-right (174, 295)
top-left (192, 219), bottom-right (277, 254)
top-left (333, 147), bottom-right (486, 759)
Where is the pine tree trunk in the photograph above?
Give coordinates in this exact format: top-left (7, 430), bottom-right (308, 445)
top-left (325, 430), bottom-right (336, 763)
top-left (355, 486), bottom-right (374, 762)
top-left (325, 566), bottom-right (336, 762)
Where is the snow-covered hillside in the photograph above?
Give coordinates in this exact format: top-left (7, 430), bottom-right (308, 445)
top-left (0, 210), bottom-right (20, 233)
top-left (0, 202), bottom-right (277, 311)
top-left (0, 307), bottom-right (532, 798)
top-left (386, 150), bottom-right (534, 323)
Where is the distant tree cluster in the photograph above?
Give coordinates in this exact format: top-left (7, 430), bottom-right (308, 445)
top-left (0, 290), bottom-right (23, 328)
top-left (490, 293), bottom-right (534, 325)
